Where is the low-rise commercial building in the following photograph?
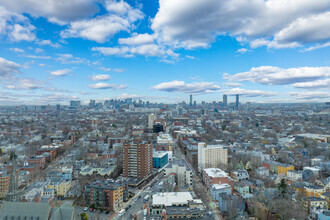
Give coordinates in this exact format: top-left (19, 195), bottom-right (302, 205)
top-left (203, 168), bottom-right (233, 190)
top-left (150, 192), bottom-right (205, 219)
top-left (153, 151), bottom-right (168, 168)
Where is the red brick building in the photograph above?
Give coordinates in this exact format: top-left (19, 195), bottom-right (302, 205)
top-left (36, 145), bottom-right (59, 161)
top-left (203, 168), bottom-right (234, 190)
top-left (26, 156), bottom-right (46, 169)
top-left (123, 139), bottom-right (153, 179)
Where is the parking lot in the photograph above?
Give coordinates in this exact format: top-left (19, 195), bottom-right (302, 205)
top-left (75, 206), bottom-right (115, 220)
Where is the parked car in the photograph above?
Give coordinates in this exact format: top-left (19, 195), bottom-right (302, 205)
top-left (93, 209), bottom-right (97, 213)
top-left (118, 209), bottom-right (125, 216)
top-left (90, 208), bottom-right (94, 212)
top-left (134, 196), bottom-right (141, 202)
top-left (99, 210), bottom-right (103, 214)
top-left (83, 207), bottom-right (88, 211)
top-left (125, 205), bottom-right (131, 211)
top-left (105, 211), bottom-right (110, 214)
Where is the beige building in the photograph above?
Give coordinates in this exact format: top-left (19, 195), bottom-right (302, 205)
top-left (0, 172), bottom-right (10, 198)
top-left (198, 143), bottom-right (228, 172)
top-left (148, 113), bottom-right (156, 129)
top-left (50, 180), bottom-right (71, 197)
top-left (303, 197), bottom-right (327, 211)
top-left (156, 133), bottom-right (173, 151)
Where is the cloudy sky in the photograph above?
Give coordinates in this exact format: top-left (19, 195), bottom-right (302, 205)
top-left (0, 0), bottom-right (329, 105)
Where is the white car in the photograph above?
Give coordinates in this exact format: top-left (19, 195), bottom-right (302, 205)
top-left (83, 207), bottom-right (88, 211)
top-left (118, 209), bottom-right (126, 216)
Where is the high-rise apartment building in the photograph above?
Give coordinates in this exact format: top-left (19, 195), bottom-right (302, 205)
top-left (189, 94), bottom-right (193, 107)
top-left (235, 94), bottom-right (239, 107)
top-left (123, 139), bottom-right (153, 179)
top-left (223, 94), bottom-right (227, 106)
top-left (198, 143), bottom-right (228, 172)
top-left (148, 113), bottom-right (156, 129)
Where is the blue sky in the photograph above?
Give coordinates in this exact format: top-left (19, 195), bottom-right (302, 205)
top-left (0, 0), bottom-right (329, 105)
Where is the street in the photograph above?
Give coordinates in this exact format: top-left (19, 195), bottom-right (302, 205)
top-left (173, 142), bottom-right (223, 220)
top-left (113, 172), bottom-right (164, 220)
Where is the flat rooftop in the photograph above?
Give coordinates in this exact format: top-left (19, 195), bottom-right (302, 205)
top-left (204, 168), bottom-right (229, 178)
top-left (152, 192), bottom-right (193, 206)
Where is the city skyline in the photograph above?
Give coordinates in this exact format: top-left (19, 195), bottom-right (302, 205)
top-left (0, 0), bottom-right (330, 105)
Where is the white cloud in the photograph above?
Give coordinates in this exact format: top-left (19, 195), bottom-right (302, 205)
top-left (160, 59), bottom-right (175, 64)
top-left (151, 0), bottom-right (330, 49)
top-left (131, 44), bottom-right (165, 57)
top-left (292, 79), bottom-right (330, 90)
top-left (44, 87), bottom-right (71, 92)
top-left (152, 80), bottom-right (220, 94)
top-left (24, 55), bottom-right (51, 59)
top-left (224, 66), bottom-right (330, 85)
top-left (105, 0), bottom-right (131, 15)
top-left (61, 15), bottom-right (131, 43)
top-left (49, 69), bottom-right (71, 76)
top-left (236, 48), bottom-right (248, 54)
top-left (90, 74), bottom-right (111, 81)
top-left (4, 78), bottom-right (43, 90)
top-left (289, 91), bottom-right (330, 100)
top-left (118, 33), bottom-right (155, 45)
top-left (274, 12), bottom-right (330, 44)
top-left (55, 53), bottom-right (84, 64)
top-left (92, 44), bottom-right (177, 58)
top-left (114, 93), bottom-right (169, 100)
top-left (113, 68), bottom-right (125, 73)
top-left (9, 48), bottom-right (24, 53)
top-left (88, 82), bottom-right (127, 90)
top-left (34, 48), bottom-right (44, 53)
top-left (37, 40), bottom-right (60, 48)
top-left (223, 82), bottom-right (243, 87)
top-left (185, 55), bottom-right (195, 59)
top-left (0, 0), bottom-right (100, 24)
top-left (0, 57), bottom-right (21, 79)
top-left (61, 1), bottom-right (144, 43)
top-left (250, 38), bottom-right (301, 49)
top-left (300, 42), bottom-right (330, 52)
top-left (92, 46), bottom-right (130, 56)
top-left (9, 24), bottom-right (35, 41)
top-left (225, 87), bottom-right (278, 97)
top-left (34, 93), bottom-right (79, 104)
top-left (100, 67), bottom-right (111, 71)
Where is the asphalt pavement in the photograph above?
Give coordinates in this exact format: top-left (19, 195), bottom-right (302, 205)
top-left (75, 206), bottom-right (113, 220)
top-left (113, 172), bottom-right (163, 220)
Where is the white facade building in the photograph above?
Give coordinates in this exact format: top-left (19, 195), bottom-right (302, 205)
top-left (287, 170), bottom-right (302, 181)
top-left (148, 113), bottom-right (156, 129)
top-left (163, 159), bottom-right (193, 187)
top-left (198, 142), bottom-right (228, 172)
